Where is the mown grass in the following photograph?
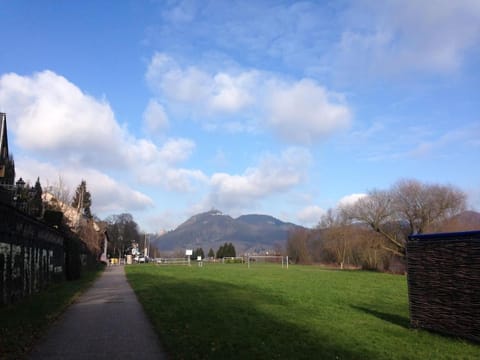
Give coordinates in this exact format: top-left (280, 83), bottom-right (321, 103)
top-left (0, 266), bottom-right (104, 360)
top-left (127, 263), bottom-right (480, 360)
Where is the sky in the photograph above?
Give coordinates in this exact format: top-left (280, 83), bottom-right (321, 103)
top-left (0, 0), bottom-right (479, 232)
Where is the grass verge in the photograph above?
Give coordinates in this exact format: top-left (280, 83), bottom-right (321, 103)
top-left (0, 265), bottom-right (104, 359)
top-left (127, 264), bottom-right (480, 360)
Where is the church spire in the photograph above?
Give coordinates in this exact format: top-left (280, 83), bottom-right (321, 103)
top-left (0, 113), bottom-right (15, 185)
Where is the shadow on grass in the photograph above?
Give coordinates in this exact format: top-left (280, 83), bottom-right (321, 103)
top-left (351, 305), bottom-right (410, 329)
top-left (128, 272), bottom-right (377, 360)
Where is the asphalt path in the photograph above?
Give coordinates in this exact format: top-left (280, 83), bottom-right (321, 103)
top-left (28, 265), bottom-right (167, 359)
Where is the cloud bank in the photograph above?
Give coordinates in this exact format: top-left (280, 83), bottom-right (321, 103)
top-left (146, 53), bottom-right (352, 144)
top-left (0, 70), bottom-right (205, 214)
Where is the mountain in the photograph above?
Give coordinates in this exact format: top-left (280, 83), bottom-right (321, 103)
top-left (151, 210), bottom-right (304, 255)
top-left (432, 210), bottom-right (480, 233)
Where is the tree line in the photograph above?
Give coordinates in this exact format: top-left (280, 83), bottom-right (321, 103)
top-left (18, 175), bottom-right (472, 270)
top-left (189, 243), bottom-right (237, 260)
top-left (4, 175), bottom-right (145, 261)
top-left (0, 176), bottom-right (107, 260)
top-left (287, 179), bottom-right (472, 272)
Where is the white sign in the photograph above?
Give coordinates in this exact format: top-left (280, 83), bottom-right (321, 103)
top-left (186, 249), bottom-right (193, 256)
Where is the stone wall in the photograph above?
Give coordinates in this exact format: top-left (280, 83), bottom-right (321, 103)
top-left (407, 231), bottom-right (480, 343)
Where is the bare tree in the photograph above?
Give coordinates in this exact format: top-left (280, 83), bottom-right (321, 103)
top-left (105, 213), bottom-right (141, 258)
top-left (318, 208), bottom-right (352, 269)
top-left (354, 227), bottom-right (387, 270)
top-left (77, 218), bottom-right (102, 256)
top-left (392, 179), bottom-right (467, 234)
top-left (342, 179), bottom-right (468, 258)
top-left (286, 228), bottom-right (312, 264)
top-left (45, 175), bottom-right (71, 210)
top-left (429, 210), bottom-right (480, 233)
top-left (341, 189), bottom-right (406, 257)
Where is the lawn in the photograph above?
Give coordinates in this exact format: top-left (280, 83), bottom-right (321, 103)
top-left (126, 263), bottom-right (480, 360)
top-left (0, 266), bottom-right (104, 360)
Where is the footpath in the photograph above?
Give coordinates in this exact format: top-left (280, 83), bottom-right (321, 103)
top-left (28, 265), bottom-right (167, 359)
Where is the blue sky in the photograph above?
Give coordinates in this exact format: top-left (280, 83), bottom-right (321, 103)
top-left (1, 0), bottom-right (479, 232)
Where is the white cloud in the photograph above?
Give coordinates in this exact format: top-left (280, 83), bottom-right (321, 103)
top-left (297, 205), bottom-right (325, 227)
top-left (146, 53), bottom-right (352, 144)
top-left (338, 193), bottom-right (367, 207)
top-left (152, 1), bottom-right (331, 75)
top-left (132, 137), bottom-right (207, 191)
top-left (86, 171), bottom-right (154, 213)
top-left (0, 69), bottom-right (201, 169)
top-left (15, 156), bottom-right (154, 214)
top-left (146, 53), bottom-right (258, 114)
top-left (208, 147), bottom-right (312, 210)
top-left (266, 79), bottom-right (351, 144)
top-left (158, 138), bottom-right (196, 164)
top-left (151, 1), bottom-right (480, 81)
top-left (210, 72), bottom-right (256, 112)
top-left (0, 70), bottom-right (207, 218)
top-left (162, 168), bottom-right (208, 192)
top-left (0, 71), bottom-right (124, 166)
top-left (146, 53), bottom-right (213, 105)
top-left (337, 0), bottom-right (480, 75)
top-left (143, 99), bottom-right (169, 134)
top-left (145, 210), bottom-right (182, 233)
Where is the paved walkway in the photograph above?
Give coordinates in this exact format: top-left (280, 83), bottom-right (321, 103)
top-left (29, 266), bottom-right (167, 359)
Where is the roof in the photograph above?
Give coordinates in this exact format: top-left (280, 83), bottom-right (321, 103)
top-left (409, 230), bottom-right (480, 241)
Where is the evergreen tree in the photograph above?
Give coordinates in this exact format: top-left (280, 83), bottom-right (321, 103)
top-left (215, 243), bottom-right (236, 259)
top-left (216, 242), bottom-right (237, 258)
top-left (228, 242), bottom-right (236, 257)
top-left (216, 243), bottom-right (226, 259)
top-left (72, 180), bottom-right (92, 218)
top-left (208, 248), bottom-right (215, 258)
top-left (191, 248), bottom-right (205, 260)
top-left (30, 177), bottom-right (43, 217)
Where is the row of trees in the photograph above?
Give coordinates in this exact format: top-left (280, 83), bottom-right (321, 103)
top-left (190, 248), bottom-right (205, 260)
top-left (287, 179), bottom-right (469, 271)
top-left (44, 177), bottom-right (92, 219)
top-left (1, 175), bottom-right (103, 259)
top-left (187, 243), bottom-right (237, 260)
top-left (215, 242), bottom-right (236, 258)
top-left (4, 174), bottom-right (147, 261)
top-left (12, 177), bottom-right (43, 217)
top-left (46, 179), bottom-right (153, 261)
top-left (46, 178), bottom-right (101, 256)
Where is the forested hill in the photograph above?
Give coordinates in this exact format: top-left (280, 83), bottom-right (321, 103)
top-left (151, 210), bottom-right (303, 254)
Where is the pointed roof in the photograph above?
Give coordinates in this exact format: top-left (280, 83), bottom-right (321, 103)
top-left (0, 112), bottom-right (8, 162)
top-left (0, 112), bottom-right (15, 184)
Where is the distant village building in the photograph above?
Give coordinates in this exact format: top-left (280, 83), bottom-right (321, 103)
top-left (0, 112), bottom-right (15, 186)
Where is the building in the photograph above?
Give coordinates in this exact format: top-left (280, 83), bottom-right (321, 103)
top-left (0, 112), bottom-right (15, 186)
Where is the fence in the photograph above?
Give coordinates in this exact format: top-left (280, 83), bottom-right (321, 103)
top-left (155, 257), bottom-right (191, 266)
top-left (406, 230), bottom-right (480, 343)
top-left (0, 202), bottom-right (96, 305)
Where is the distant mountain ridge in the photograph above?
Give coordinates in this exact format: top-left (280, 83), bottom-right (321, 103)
top-left (433, 210), bottom-right (480, 232)
top-left (151, 210), bottom-right (303, 254)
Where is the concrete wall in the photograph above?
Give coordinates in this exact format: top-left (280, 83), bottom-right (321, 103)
top-left (0, 203), bottom-right (65, 304)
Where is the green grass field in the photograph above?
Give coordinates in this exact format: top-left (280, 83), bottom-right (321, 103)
top-left (126, 263), bottom-right (480, 360)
